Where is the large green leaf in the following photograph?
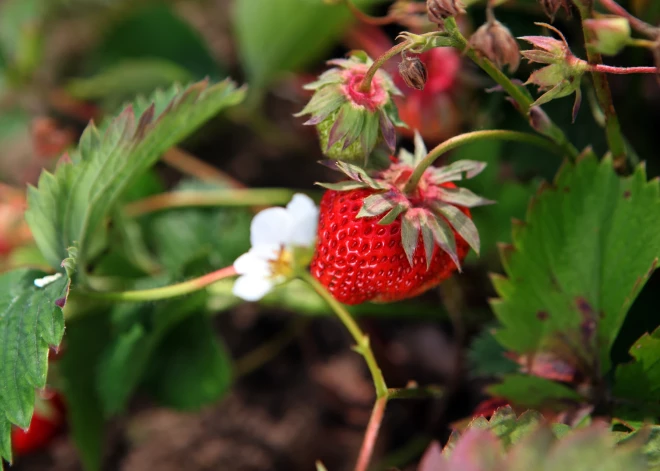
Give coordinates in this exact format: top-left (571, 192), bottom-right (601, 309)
top-left (613, 327), bottom-right (660, 417)
top-left (0, 268), bottom-right (68, 466)
top-left (25, 79), bottom-right (246, 273)
top-left (233, 0), bottom-right (375, 89)
top-left (59, 313), bottom-right (112, 471)
top-left (491, 153), bottom-right (660, 374)
top-left (143, 314), bottom-right (232, 411)
top-left (487, 374), bottom-right (583, 409)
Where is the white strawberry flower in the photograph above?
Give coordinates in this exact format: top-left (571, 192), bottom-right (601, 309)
top-left (232, 193), bottom-right (319, 301)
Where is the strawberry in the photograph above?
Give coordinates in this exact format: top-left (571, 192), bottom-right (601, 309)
top-left (310, 134), bottom-right (493, 304)
top-left (11, 391), bottom-right (65, 456)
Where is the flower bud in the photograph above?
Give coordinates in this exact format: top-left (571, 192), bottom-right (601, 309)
top-left (583, 16), bottom-right (631, 56)
top-left (470, 19), bottom-right (520, 72)
top-left (426, 0), bottom-right (465, 24)
top-left (398, 55), bottom-right (428, 90)
top-left (539, 0), bottom-right (571, 20)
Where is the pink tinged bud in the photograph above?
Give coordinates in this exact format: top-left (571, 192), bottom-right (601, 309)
top-left (584, 16), bottom-right (631, 56)
top-left (519, 35), bottom-right (568, 64)
top-left (426, 0), bottom-right (465, 24)
top-left (470, 19), bottom-right (520, 72)
top-left (398, 55), bottom-right (428, 90)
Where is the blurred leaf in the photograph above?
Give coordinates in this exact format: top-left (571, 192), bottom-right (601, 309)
top-left (67, 59), bottom-right (194, 112)
top-left (0, 268), bottom-right (68, 466)
top-left (0, 0), bottom-right (45, 81)
top-left (25, 79), bottom-right (246, 273)
top-left (468, 326), bottom-right (519, 378)
top-left (233, 0), bottom-right (376, 90)
top-left (144, 314), bottom-right (232, 411)
top-left (491, 153), bottom-right (660, 375)
top-left (97, 290), bottom-right (207, 416)
top-left (449, 139), bottom-right (536, 260)
top-left (632, 0), bottom-right (660, 25)
top-left (616, 426), bottom-right (660, 467)
top-left (487, 374), bottom-right (583, 409)
top-left (88, 4), bottom-right (221, 80)
top-left (59, 313), bottom-right (111, 471)
top-left (613, 327), bottom-right (660, 417)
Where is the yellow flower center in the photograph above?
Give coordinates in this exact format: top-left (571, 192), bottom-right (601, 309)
top-left (268, 246), bottom-right (294, 280)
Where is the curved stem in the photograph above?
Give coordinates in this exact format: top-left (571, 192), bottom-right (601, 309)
top-left (124, 188), bottom-right (300, 217)
top-left (359, 41), bottom-right (409, 93)
top-left (403, 130), bottom-right (561, 194)
top-left (443, 18), bottom-right (579, 161)
top-left (301, 272), bottom-right (388, 398)
top-left (355, 396), bottom-right (388, 471)
top-left (78, 266), bottom-right (237, 302)
top-left (575, 0), bottom-right (626, 161)
top-left (590, 64), bottom-right (658, 74)
top-left (598, 0), bottom-right (659, 38)
top-left (162, 148), bottom-right (245, 188)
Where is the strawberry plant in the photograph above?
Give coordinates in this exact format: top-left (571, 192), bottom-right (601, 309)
top-left (0, 0), bottom-right (659, 470)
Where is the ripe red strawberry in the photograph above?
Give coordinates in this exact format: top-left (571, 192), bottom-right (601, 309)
top-left (310, 135), bottom-right (493, 305)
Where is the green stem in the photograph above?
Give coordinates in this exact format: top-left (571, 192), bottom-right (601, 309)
top-left (444, 18), bottom-right (579, 160)
top-left (124, 188), bottom-right (302, 217)
top-left (359, 41), bottom-right (409, 93)
top-left (78, 266), bottom-right (237, 302)
top-left (301, 272), bottom-right (388, 398)
top-left (574, 1), bottom-right (627, 160)
top-left (403, 130), bottom-right (561, 194)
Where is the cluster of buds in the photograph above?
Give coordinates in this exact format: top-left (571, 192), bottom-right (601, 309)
top-left (521, 23), bottom-right (589, 121)
top-left (296, 51), bottom-right (403, 165)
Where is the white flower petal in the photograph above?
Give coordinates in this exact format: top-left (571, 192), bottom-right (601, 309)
top-left (286, 193), bottom-right (319, 247)
top-left (250, 207), bottom-right (292, 247)
top-left (232, 274), bottom-right (274, 301)
top-left (233, 250), bottom-right (271, 276)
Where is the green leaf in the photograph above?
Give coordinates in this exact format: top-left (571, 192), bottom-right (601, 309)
top-left (487, 374), bottom-right (583, 409)
top-left (143, 314), bottom-right (232, 411)
top-left (97, 290), bottom-right (208, 416)
top-left (0, 268), bottom-right (67, 465)
top-left (0, 0), bottom-right (45, 80)
top-left (468, 326), bottom-right (519, 378)
top-left (613, 327), bottom-right (660, 416)
top-left (491, 153), bottom-right (660, 374)
top-left (25, 79), bottom-right (246, 273)
top-left (233, 0), bottom-right (375, 89)
top-left (59, 313), bottom-right (112, 471)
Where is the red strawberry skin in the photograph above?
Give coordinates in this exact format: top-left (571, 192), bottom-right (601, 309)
top-left (310, 187), bottom-right (470, 305)
top-left (11, 393), bottom-right (65, 456)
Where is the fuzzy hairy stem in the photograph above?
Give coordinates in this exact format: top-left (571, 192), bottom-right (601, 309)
top-left (403, 130), bottom-right (561, 194)
top-left (443, 18), bottom-right (579, 160)
top-left (575, 0), bottom-right (627, 160)
top-left (124, 188), bottom-right (300, 217)
top-left (78, 266), bottom-right (237, 302)
top-left (590, 64), bottom-right (659, 74)
top-left (301, 272), bottom-right (388, 398)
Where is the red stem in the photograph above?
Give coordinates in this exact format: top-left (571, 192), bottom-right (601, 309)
top-left (591, 64), bottom-right (659, 74)
top-left (355, 396), bottom-right (388, 471)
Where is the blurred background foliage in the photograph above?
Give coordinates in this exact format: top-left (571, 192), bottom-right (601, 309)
top-left (0, 0), bottom-right (659, 470)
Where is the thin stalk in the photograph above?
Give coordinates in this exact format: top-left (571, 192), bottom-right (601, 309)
top-left (301, 272), bottom-right (388, 398)
top-left (575, 0), bottom-right (626, 160)
top-left (124, 188), bottom-right (299, 217)
top-left (78, 266), bottom-right (237, 302)
top-left (590, 64), bottom-right (658, 74)
top-left (403, 130), bottom-right (561, 194)
top-left (162, 148), bottom-right (245, 188)
top-left (387, 386), bottom-right (444, 400)
top-left (359, 42), bottom-right (409, 92)
top-left (598, 0), bottom-right (659, 38)
top-left (443, 18), bottom-right (579, 160)
top-left (355, 396), bottom-right (388, 471)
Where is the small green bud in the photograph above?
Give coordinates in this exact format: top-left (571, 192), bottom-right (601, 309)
top-left (584, 16), bottom-right (631, 56)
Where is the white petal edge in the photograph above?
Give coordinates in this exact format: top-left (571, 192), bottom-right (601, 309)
top-left (250, 207), bottom-right (292, 247)
top-left (232, 274), bottom-right (274, 302)
top-left (286, 193), bottom-right (319, 246)
top-left (233, 250), bottom-right (272, 276)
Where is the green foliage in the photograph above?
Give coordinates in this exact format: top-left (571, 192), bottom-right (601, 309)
top-left (613, 327), bottom-right (660, 418)
top-left (233, 0), bottom-right (375, 89)
top-left (423, 407), bottom-right (654, 471)
top-left (0, 269), bottom-right (68, 466)
top-left (468, 326), bottom-right (519, 378)
top-left (491, 153), bottom-right (660, 375)
top-left (487, 374), bottom-right (583, 409)
top-left (25, 79), bottom-right (246, 274)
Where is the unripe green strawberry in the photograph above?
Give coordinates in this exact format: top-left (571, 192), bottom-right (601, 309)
top-left (310, 134), bottom-right (493, 304)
